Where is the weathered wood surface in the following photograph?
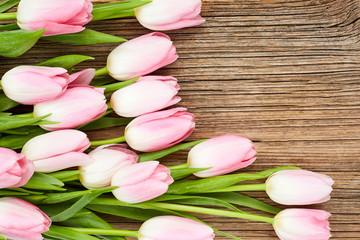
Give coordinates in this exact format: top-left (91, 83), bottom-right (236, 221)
top-left (1, 0), bottom-right (360, 239)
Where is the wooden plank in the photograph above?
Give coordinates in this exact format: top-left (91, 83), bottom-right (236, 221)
top-left (1, 0), bottom-right (359, 239)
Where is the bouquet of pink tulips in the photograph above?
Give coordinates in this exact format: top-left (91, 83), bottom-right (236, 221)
top-left (0, 1), bottom-right (333, 240)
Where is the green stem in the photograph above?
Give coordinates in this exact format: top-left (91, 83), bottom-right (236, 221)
top-left (168, 163), bottom-right (188, 170)
top-left (94, 67), bottom-right (108, 77)
top-left (146, 202), bottom-right (275, 224)
top-left (205, 183), bottom-right (267, 193)
top-left (138, 139), bottom-right (208, 162)
top-left (66, 228), bottom-right (138, 237)
top-left (15, 112), bottom-right (34, 118)
top-left (90, 135), bottom-right (126, 146)
top-left (0, 12), bottom-right (17, 20)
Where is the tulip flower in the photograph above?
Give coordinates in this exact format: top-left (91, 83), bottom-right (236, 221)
top-left (138, 216), bottom-right (215, 240)
top-left (187, 134), bottom-right (256, 177)
top-left (34, 85), bottom-right (107, 131)
top-left (22, 129), bottom-right (92, 172)
top-left (266, 170), bottom-right (334, 205)
top-left (79, 144), bottom-right (138, 189)
top-left (1, 66), bottom-right (95, 105)
top-left (17, 0), bottom-right (93, 36)
top-left (273, 209), bottom-right (331, 240)
top-left (107, 32), bottom-right (178, 81)
top-left (110, 76), bottom-right (181, 117)
top-left (135, 0), bottom-right (205, 31)
top-left (0, 147), bottom-right (34, 188)
top-left (111, 161), bottom-right (174, 203)
top-left (0, 197), bottom-right (51, 240)
top-left (125, 107), bottom-right (195, 152)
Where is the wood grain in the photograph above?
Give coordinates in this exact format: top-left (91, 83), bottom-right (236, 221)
top-left (1, 0), bottom-right (360, 239)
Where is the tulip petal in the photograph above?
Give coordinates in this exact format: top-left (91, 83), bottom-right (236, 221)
top-left (33, 152), bottom-right (93, 173)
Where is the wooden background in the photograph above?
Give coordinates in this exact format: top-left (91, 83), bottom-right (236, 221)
top-left (1, 0), bottom-right (360, 239)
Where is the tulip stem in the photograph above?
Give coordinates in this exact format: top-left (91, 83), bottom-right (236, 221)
top-left (0, 12), bottom-right (17, 20)
top-left (94, 67), bottom-right (108, 76)
top-left (138, 139), bottom-right (208, 162)
top-left (168, 163), bottom-right (188, 170)
top-left (146, 202), bottom-right (275, 224)
top-left (90, 135), bottom-right (126, 146)
top-left (66, 227), bottom-right (139, 237)
top-left (205, 183), bottom-right (267, 193)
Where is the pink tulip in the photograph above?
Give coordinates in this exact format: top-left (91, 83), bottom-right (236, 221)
top-left (138, 216), bottom-right (215, 240)
top-left (1, 66), bottom-right (95, 105)
top-left (80, 144), bottom-right (138, 189)
top-left (135, 0), bottom-right (205, 31)
top-left (266, 170), bottom-right (334, 205)
top-left (0, 197), bottom-right (51, 240)
top-left (187, 135), bottom-right (256, 177)
top-left (273, 209), bottom-right (331, 240)
top-left (22, 130), bottom-right (92, 172)
top-left (111, 161), bottom-right (173, 203)
top-left (107, 32), bottom-right (178, 81)
top-left (33, 85), bottom-right (107, 131)
top-left (17, 0), bottom-right (93, 36)
top-left (0, 147), bottom-right (34, 188)
top-left (110, 76), bottom-right (181, 117)
top-left (125, 107), bottom-right (195, 152)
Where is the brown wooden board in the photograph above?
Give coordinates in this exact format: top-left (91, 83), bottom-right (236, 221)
top-left (1, 0), bottom-right (360, 239)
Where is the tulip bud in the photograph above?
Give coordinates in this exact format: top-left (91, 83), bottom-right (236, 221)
top-left (79, 144), bottom-right (138, 189)
top-left (125, 107), bottom-right (195, 152)
top-left (110, 76), bottom-right (181, 117)
top-left (138, 216), bottom-right (215, 240)
top-left (22, 129), bottom-right (92, 173)
top-left (0, 197), bottom-right (51, 240)
top-left (107, 32), bottom-right (178, 81)
top-left (266, 170), bottom-right (334, 205)
top-left (34, 85), bottom-right (107, 131)
top-left (0, 147), bottom-right (34, 188)
top-left (1, 66), bottom-right (95, 105)
top-left (273, 209), bottom-right (331, 240)
top-left (187, 134), bottom-right (256, 178)
top-left (111, 161), bottom-right (174, 203)
top-left (17, 0), bottom-right (93, 36)
top-left (135, 0), bottom-right (205, 31)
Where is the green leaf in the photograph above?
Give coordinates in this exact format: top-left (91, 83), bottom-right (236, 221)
top-left (79, 117), bottom-right (132, 131)
top-left (0, 190), bottom-right (29, 196)
top-left (170, 167), bottom-right (210, 180)
top-left (41, 190), bottom-right (93, 204)
top-left (0, 129), bottom-right (28, 135)
top-left (65, 209), bottom-right (126, 240)
top-left (92, 0), bottom-right (151, 21)
top-left (0, 23), bottom-right (19, 31)
top-left (0, 127), bottom-right (46, 149)
top-left (0, 0), bottom-right (20, 13)
top-left (155, 194), bottom-right (245, 213)
top-left (0, 94), bottom-right (18, 111)
top-left (48, 170), bottom-right (84, 181)
top-left (44, 225), bottom-right (99, 240)
top-left (51, 186), bottom-right (117, 222)
top-left (23, 172), bottom-right (66, 192)
top-left (167, 166), bottom-right (300, 195)
top-left (87, 204), bottom-right (165, 221)
top-left (0, 29), bottom-right (45, 57)
top-left (43, 29), bottom-right (126, 45)
top-left (37, 55), bottom-right (94, 69)
top-left (0, 113), bottom-right (52, 131)
top-left (138, 139), bottom-right (207, 162)
top-left (103, 77), bottom-right (139, 92)
top-left (91, 76), bottom-right (116, 87)
top-left (199, 192), bottom-right (281, 215)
